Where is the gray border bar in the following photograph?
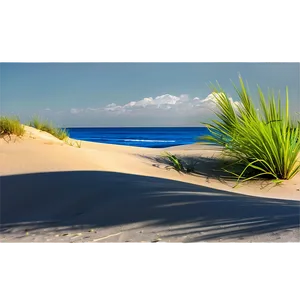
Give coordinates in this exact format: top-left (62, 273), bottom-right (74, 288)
top-left (0, 56), bottom-right (300, 62)
top-left (0, 56), bottom-right (264, 61)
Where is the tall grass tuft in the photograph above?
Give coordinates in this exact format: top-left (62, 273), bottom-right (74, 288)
top-left (199, 76), bottom-right (300, 185)
top-left (0, 116), bottom-right (25, 137)
top-left (29, 116), bottom-right (69, 141)
top-left (162, 152), bottom-right (185, 172)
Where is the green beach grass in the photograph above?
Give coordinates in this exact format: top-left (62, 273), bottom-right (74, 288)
top-left (65, 138), bottom-right (82, 148)
top-left (0, 115), bottom-right (80, 147)
top-left (199, 76), bottom-right (300, 186)
top-left (161, 151), bottom-right (200, 173)
top-left (29, 116), bottom-right (69, 141)
top-left (0, 116), bottom-right (25, 137)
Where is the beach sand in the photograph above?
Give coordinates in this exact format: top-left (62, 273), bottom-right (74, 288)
top-left (1, 126), bottom-right (299, 242)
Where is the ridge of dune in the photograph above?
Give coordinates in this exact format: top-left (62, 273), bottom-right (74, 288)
top-left (23, 125), bottom-right (64, 142)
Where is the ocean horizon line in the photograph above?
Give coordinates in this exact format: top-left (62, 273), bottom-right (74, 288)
top-left (65, 125), bottom-right (207, 129)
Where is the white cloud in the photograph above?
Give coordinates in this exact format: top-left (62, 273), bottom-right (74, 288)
top-left (70, 108), bottom-right (84, 114)
top-left (70, 93), bottom-right (240, 116)
top-left (204, 92), bottom-right (242, 111)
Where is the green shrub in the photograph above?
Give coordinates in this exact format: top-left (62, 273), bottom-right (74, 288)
top-left (199, 76), bottom-right (300, 185)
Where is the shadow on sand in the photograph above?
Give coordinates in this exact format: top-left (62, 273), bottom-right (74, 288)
top-left (138, 153), bottom-right (281, 190)
top-left (138, 153), bottom-right (235, 181)
top-left (1, 171), bottom-right (299, 242)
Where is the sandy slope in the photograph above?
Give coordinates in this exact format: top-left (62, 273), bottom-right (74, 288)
top-left (0, 126), bottom-right (299, 242)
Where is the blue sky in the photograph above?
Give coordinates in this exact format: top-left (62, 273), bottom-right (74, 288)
top-left (1, 63), bottom-right (299, 127)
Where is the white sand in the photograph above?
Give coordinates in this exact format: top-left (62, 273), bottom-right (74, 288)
top-left (1, 126), bottom-right (299, 243)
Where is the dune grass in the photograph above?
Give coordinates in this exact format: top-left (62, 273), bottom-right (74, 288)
top-left (162, 152), bottom-right (185, 172)
top-left (29, 116), bottom-right (69, 140)
top-left (161, 152), bottom-right (199, 173)
top-left (65, 138), bottom-right (82, 148)
top-left (0, 116), bottom-right (25, 137)
top-left (199, 76), bottom-right (300, 186)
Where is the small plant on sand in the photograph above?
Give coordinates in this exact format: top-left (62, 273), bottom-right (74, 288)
top-left (162, 152), bottom-right (185, 172)
top-left (65, 138), bottom-right (82, 148)
top-left (75, 140), bottom-right (82, 148)
top-left (199, 76), bottom-right (300, 186)
top-left (161, 152), bottom-right (200, 173)
top-left (53, 128), bottom-right (69, 141)
top-left (29, 116), bottom-right (69, 141)
top-left (0, 116), bottom-right (25, 137)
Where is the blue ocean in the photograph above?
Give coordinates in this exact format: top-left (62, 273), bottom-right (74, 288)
top-left (67, 127), bottom-right (211, 148)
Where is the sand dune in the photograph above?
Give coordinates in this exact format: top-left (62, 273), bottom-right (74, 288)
top-left (0, 126), bottom-right (299, 242)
